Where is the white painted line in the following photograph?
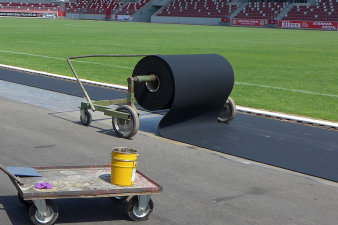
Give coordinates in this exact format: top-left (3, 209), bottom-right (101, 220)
top-left (236, 82), bottom-right (338, 98)
top-left (0, 63), bottom-right (337, 128)
top-left (0, 49), bottom-right (133, 70)
top-left (237, 106), bottom-right (338, 128)
top-left (0, 49), bottom-right (62, 60)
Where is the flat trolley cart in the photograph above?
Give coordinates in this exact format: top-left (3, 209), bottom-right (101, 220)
top-left (67, 54), bottom-right (158, 139)
top-left (1, 164), bottom-right (162, 225)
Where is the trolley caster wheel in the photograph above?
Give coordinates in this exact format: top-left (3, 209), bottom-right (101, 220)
top-left (127, 196), bottom-right (153, 221)
top-left (29, 200), bottom-right (59, 225)
top-left (112, 105), bottom-right (139, 138)
top-left (80, 109), bottom-right (92, 126)
top-left (18, 192), bottom-right (33, 207)
top-left (217, 97), bottom-right (236, 123)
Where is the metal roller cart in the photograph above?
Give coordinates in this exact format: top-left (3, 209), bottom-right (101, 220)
top-left (67, 54), bottom-right (159, 139)
top-left (1, 164), bottom-right (162, 225)
top-left (67, 54), bottom-right (237, 139)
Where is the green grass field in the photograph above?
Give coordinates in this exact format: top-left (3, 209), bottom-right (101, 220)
top-left (0, 17), bottom-right (337, 121)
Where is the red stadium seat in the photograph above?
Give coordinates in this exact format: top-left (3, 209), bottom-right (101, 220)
top-left (234, 2), bottom-right (288, 20)
top-left (282, 0), bottom-right (338, 21)
top-left (157, 0), bottom-right (238, 19)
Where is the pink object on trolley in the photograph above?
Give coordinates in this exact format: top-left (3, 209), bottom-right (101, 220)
top-left (34, 182), bottom-right (53, 189)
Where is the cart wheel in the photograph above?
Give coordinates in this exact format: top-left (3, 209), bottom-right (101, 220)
top-left (18, 192), bottom-right (33, 207)
top-left (217, 97), bottom-right (236, 123)
top-left (80, 109), bottom-right (92, 126)
top-left (127, 196), bottom-right (153, 221)
top-left (29, 200), bottom-right (58, 225)
top-left (112, 105), bottom-right (139, 138)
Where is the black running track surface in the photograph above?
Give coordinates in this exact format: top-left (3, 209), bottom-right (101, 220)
top-left (1, 67), bottom-right (337, 182)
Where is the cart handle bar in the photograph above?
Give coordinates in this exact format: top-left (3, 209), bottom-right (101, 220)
top-left (67, 54), bottom-right (153, 112)
top-left (0, 164), bottom-right (24, 186)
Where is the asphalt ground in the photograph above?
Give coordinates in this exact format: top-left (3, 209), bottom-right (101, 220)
top-left (1, 68), bottom-right (337, 182)
top-left (0, 81), bottom-right (338, 225)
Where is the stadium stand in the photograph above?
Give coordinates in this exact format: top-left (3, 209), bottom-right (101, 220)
top-left (157, 0), bottom-right (238, 18)
top-left (0, 1), bottom-right (59, 13)
top-left (65, 0), bottom-right (89, 14)
top-left (64, 0), bottom-right (147, 16)
top-left (0, 0), bottom-right (336, 28)
top-left (115, 0), bottom-right (149, 16)
top-left (235, 1), bottom-right (289, 20)
top-left (85, 0), bottom-right (123, 14)
top-left (282, 0), bottom-right (337, 21)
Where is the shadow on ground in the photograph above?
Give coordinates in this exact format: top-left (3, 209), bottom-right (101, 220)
top-left (0, 195), bottom-right (130, 224)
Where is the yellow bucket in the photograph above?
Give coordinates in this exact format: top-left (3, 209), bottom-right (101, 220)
top-left (111, 147), bottom-right (138, 186)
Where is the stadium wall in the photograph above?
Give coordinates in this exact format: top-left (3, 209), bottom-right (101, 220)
top-left (66, 13), bottom-right (105, 20)
top-left (151, 16), bottom-right (222, 26)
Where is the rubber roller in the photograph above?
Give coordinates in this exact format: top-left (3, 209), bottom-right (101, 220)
top-left (132, 54), bottom-right (234, 135)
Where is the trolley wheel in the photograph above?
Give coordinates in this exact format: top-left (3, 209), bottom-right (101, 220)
top-left (18, 192), bottom-right (33, 207)
top-left (80, 109), bottom-right (92, 126)
top-left (127, 196), bottom-right (154, 221)
top-left (29, 200), bottom-right (59, 225)
top-left (112, 105), bottom-right (139, 138)
top-left (217, 97), bottom-right (237, 123)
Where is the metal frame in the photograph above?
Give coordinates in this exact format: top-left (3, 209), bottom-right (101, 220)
top-left (67, 54), bottom-right (148, 111)
top-left (0, 164), bottom-right (24, 186)
top-left (32, 199), bottom-right (48, 218)
top-left (67, 54), bottom-right (157, 128)
top-left (138, 195), bottom-right (151, 214)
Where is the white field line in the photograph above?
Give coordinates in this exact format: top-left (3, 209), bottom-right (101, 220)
top-left (0, 49), bottom-right (133, 70)
top-left (236, 82), bottom-right (338, 98)
top-left (1, 63), bottom-right (337, 128)
top-left (236, 106), bottom-right (338, 128)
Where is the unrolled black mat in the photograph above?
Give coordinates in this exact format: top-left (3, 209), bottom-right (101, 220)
top-left (1, 63), bottom-right (337, 182)
top-left (133, 55), bottom-right (338, 182)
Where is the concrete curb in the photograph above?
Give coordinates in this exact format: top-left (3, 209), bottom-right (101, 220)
top-left (1, 63), bottom-right (337, 129)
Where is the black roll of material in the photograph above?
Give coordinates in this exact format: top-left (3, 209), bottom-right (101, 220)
top-left (133, 54), bottom-right (234, 137)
